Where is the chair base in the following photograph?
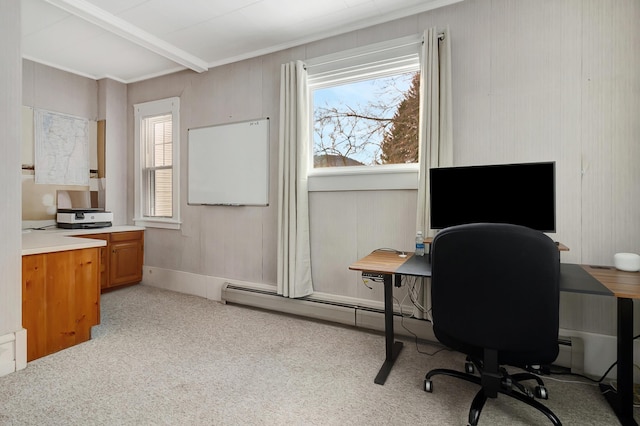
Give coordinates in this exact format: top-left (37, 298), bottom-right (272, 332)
top-left (424, 363), bottom-right (561, 426)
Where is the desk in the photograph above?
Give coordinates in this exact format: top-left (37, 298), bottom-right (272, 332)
top-left (349, 250), bottom-right (640, 426)
top-left (347, 251), bottom-right (403, 384)
top-left (581, 265), bottom-right (640, 426)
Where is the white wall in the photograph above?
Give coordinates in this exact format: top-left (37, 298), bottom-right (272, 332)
top-left (0, 0), bottom-right (26, 376)
top-left (22, 60), bottom-right (98, 119)
top-left (129, 0), bottom-right (640, 341)
top-left (440, 0), bottom-right (640, 337)
top-left (98, 78), bottom-right (128, 225)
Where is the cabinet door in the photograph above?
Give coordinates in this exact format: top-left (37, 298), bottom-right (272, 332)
top-left (45, 249), bottom-right (100, 352)
top-left (22, 254), bottom-right (46, 362)
top-left (77, 233), bottom-right (110, 290)
top-left (110, 231), bottom-right (144, 286)
top-left (22, 248), bottom-right (100, 362)
top-left (71, 248), bottom-right (101, 341)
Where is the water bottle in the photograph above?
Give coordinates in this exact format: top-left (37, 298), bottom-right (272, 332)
top-left (415, 231), bottom-right (425, 256)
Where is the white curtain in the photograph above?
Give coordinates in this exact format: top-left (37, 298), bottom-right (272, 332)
top-left (277, 60), bottom-right (314, 298)
top-left (414, 27), bottom-right (453, 318)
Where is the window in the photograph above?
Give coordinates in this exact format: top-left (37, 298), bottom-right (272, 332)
top-left (306, 35), bottom-right (421, 191)
top-left (312, 73), bottom-right (419, 167)
top-left (134, 97), bottom-right (180, 229)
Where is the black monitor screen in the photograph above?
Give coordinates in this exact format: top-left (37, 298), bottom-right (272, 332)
top-left (429, 162), bottom-right (556, 232)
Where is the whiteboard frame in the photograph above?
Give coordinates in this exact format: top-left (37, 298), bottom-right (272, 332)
top-left (187, 118), bottom-right (269, 206)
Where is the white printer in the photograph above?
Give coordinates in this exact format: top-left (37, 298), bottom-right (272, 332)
top-left (56, 189), bottom-right (113, 229)
top-left (56, 209), bottom-right (113, 229)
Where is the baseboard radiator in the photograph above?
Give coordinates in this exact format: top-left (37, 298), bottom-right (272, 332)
top-left (221, 283), bottom-right (583, 374)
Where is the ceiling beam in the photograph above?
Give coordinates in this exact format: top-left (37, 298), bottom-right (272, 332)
top-left (44, 0), bottom-right (209, 73)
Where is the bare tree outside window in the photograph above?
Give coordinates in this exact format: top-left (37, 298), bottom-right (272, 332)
top-left (313, 71), bottom-right (420, 168)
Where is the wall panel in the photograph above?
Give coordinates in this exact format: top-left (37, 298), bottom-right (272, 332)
top-left (309, 191), bottom-right (359, 298)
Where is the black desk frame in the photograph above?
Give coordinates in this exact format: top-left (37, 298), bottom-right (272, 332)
top-left (374, 273), bottom-right (404, 385)
top-left (600, 297), bottom-right (636, 426)
top-left (366, 256), bottom-right (637, 426)
top-left (372, 254), bottom-right (431, 385)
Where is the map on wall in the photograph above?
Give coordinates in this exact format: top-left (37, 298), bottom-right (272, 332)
top-left (34, 109), bottom-right (89, 185)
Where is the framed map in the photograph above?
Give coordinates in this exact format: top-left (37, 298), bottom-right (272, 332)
top-left (34, 109), bottom-right (89, 185)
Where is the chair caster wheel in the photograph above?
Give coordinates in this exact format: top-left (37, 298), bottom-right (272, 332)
top-left (465, 361), bottom-right (475, 374)
top-left (469, 408), bottom-right (480, 425)
top-left (535, 385), bottom-right (548, 399)
top-left (424, 379), bottom-right (433, 392)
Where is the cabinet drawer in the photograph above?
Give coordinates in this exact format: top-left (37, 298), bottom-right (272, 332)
top-left (78, 233), bottom-right (110, 242)
top-left (110, 230), bottom-right (143, 242)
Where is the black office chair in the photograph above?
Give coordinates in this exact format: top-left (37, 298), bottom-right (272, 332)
top-left (423, 223), bottom-right (561, 426)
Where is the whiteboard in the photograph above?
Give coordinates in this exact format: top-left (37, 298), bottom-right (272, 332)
top-left (188, 118), bottom-right (269, 206)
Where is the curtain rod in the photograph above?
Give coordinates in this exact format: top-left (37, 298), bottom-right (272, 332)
top-left (305, 35), bottom-right (422, 69)
top-left (304, 32), bottom-right (445, 70)
top-left (422, 32), bottom-right (445, 45)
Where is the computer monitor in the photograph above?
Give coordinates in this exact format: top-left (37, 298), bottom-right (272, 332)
top-left (429, 161), bottom-right (556, 232)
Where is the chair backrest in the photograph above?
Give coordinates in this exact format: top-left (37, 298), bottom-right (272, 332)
top-left (430, 223), bottom-right (560, 365)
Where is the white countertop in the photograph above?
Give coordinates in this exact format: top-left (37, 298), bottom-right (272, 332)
top-left (22, 225), bottom-right (145, 256)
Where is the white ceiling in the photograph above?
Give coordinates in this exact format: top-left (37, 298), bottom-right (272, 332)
top-left (21, 0), bottom-right (462, 84)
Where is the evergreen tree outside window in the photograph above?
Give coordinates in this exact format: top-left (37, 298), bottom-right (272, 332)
top-left (308, 37), bottom-right (421, 171)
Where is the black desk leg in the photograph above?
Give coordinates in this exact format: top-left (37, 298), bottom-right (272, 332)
top-left (374, 273), bottom-right (403, 385)
top-left (600, 297), bottom-right (637, 426)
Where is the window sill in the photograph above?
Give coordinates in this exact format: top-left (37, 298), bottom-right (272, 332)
top-left (133, 218), bottom-right (181, 230)
top-left (308, 165), bottom-right (418, 191)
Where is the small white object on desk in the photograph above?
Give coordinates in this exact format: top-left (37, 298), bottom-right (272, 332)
top-left (613, 253), bottom-right (640, 272)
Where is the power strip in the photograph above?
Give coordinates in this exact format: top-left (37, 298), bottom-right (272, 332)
top-left (361, 272), bottom-right (385, 282)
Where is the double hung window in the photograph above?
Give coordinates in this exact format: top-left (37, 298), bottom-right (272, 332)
top-left (134, 97), bottom-right (180, 229)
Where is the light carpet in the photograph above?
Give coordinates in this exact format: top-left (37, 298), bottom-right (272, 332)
top-left (0, 284), bottom-right (630, 425)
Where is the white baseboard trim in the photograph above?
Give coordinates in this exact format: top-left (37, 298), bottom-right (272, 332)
top-left (221, 283), bottom-right (581, 372)
top-left (0, 329), bottom-right (27, 377)
top-left (142, 266), bottom-right (628, 380)
top-left (142, 265), bottom-right (226, 301)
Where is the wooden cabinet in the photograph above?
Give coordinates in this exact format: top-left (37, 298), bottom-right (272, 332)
top-left (79, 233), bottom-right (109, 289)
top-left (80, 230), bottom-right (144, 292)
top-left (22, 247), bottom-right (100, 362)
top-left (110, 231), bottom-right (144, 288)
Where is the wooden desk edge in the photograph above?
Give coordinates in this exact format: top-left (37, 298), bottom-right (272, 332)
top-left (350, 250), bottom-right (640, 299)
top-left (581, 265), bottom-right (640, 299)
top-left (349, 250), bottom-right (413, 274)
